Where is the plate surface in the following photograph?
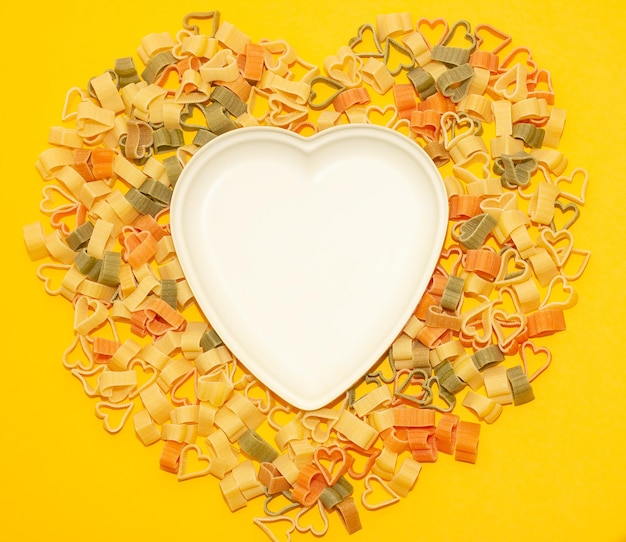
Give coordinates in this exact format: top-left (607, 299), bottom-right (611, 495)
top-left (170, 124), bottom-right (448, 410)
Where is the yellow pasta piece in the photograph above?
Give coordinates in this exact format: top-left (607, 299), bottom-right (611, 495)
top-left (206, 429), bottom-right (239, 477)
top-left (511, 278), bottom-right (541, 313)
top-left (90, 72), bottom-right (125, 113)
top-left (139, 382), bottom-right (173, 425)
top-left (214, 20), bottom-right (250, 54)
top-left (219, 473), bottom-right (248, 512)
top-left (490, 135), bottom-right (524, 159)
top-left (375, 12), bottom-right (412, 41)
top-left (542, 107), bottom-right (567, 148)
top-left (73, 296), bottom-right (108, 335)
top-left (45, 229), bottom-right (76, 264)
top-left (196, 369), bottom-right (234, 406)
top-left (133, 409), bottom-right (162, 446)
top-left (48, 126), bottom-right (83, 149)
top-left (492, 63), bottom-right (528, 102)
top-left (224, 393), bottom-right (266, 430)
top-left (170, 404), bottom-right (200, 425)
top-left (197, 403), bottom-right (218, 438)
top-left (272, 453), bottom-right (300, 486)
top-left (161, 423), bottom-right (197, 443)
top-left (232, 460), bottom-right (265, 500)
top-left (401, 31), bottom-right (431, 66)
top-left (274, 417), bottom-right (305, 450)
top-left (391, 333), bottom-right (414, 361)
top-left (482, 365), bottom-right (513, 404)
top-left (334, 410), bottom-right (379, 449)
top-left (23, 222), bottom-right (49, 261)
top-left (528, 181), bottom-right (561, 225)
top-left (361, 57), bottom-right (395, 94)
top-left (288, 439), bottom-right (316, 468)
top-left (158, 357), bottom-right (194, 391)
top-left (138, 31), bottom-right (176, 64)
top-left (368, 410), bottom-right (401, 435)
top-left (75, 101), bottom-right (116, 140)
top-left (199, 49), bottom-right (239, 82)
top-left (388, 457), bottom-right (422, 498)
top-left (86, 219), bottom-right (114, 259)
top-left (180, 321), bottom-right (208, 359)
top-left (195, 345), bottom-right (232, 375)
top-left (371, 447), bottom-right (397, 480)
top-left (462, 390), bottom-right (503, 423)
top-left (459, 93), bottom-right (493, 122)
top-left (352, 385), bottom-right (392, 417)
top-left (139, 343), bottom-right (171, 371)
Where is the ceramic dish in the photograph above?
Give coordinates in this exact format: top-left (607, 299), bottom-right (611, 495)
top-left (170, 124), bottom-right (448, 410)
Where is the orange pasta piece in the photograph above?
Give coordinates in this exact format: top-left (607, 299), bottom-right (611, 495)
top-left (415, 291), bottom-right (438, 320)
top-left (455, 420), bottom-right (480, 463)
top-left (417, 92), bottom-right (455, 113)
top-left (144, 298), bottom-right (187, 336)
top-left (291, 463), bottom-right (328, 506)
top-left (449, 194), bottom-right (483, 220)
top-left (392, 83), bottom-right (417, 119)
top-left (527, 308), bottom-right (566, 338)
top-left (393, 406), bottom-right (436, 428)
top-left (124, 230), bottom-right (159, 268)
top-left (133, 213), bottom-right (167, 242)
top-left (92, 337), bottom-right (122, 363)
top-left (464, 249), bottom-right (502, 281)
top-left (332, 87), bottom-right (371, 113)
top-left (239, 42), bottom-right (265, 82)
top-left (407, 427), bottom-right (438, 462)
top-left (410, 109), bottom-right (440, 140)
top-left (159, 440), bottom-right (186, 474)
top-left (434, 412), bottom-right (459, 454)
top-left (91, 148), bottom-right (116, 179)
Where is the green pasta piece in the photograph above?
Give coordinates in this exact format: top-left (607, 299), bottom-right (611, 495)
top-left (180, 103), bottom-right (209, 131)
top-left (125, 187), bottom-right (166, 217)
top-left (238, 429), bottom-right (279, 463)
top-left (152, 127), bottom-right (185, 154)
top-left (98, 250), bottom-right (121, 287)
top-left (160, 279), bottom-right (177, 308)
top-left (430, 44), bottom-right (471, 67)
top-left (433, 360), bottom-right (465, 394)
top-left (458, 213), bottom-right (498, 250)
top-left (493, 152), bottom-right (538, 189)
top-left (436, 63), bottom-right (474, 103)
top-left (512, 122), bottom-right (545, 148)
top-left (319, 477), bottom-right (354, 509)
top-left (114, 57), bottom-right (141, 87)
top-left (210, 85), bottom-right (248, 117)
top-left (205, 103), bottom-right (238, 135)
top-left (138, 178), bottom-right (173, 205)
top-left (507, 365), bottom-right (535, 405)
top-left (441, 275), bottom-right (465, 311)
top-left (74, 248), bottom-right (99, 275)
top-left (471, 344), bottom-right (505, 371)
top-left (162, 155), bottom-right (183, 186)
top-left (200, 328), bottom-right (223, 351)
top-left (192, 129), bottom-right (218, 147)
top-left (406, 66), bottom-right (437, 100)
top-left (141, 50), bottom-right (177, 84)
top-left (86, 258), bottom-right (103, 282)
top-left (66, 221), bottom-right (94, 251)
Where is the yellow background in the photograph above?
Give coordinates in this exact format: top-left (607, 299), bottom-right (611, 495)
top-left (3, 0), bottom-right (625, 540)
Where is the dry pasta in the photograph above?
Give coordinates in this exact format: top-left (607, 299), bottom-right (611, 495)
top-left (25, 10), bottom-right (590, 540)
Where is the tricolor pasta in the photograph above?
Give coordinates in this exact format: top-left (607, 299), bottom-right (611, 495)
top-left (24, 10), bottom-right (590, 539)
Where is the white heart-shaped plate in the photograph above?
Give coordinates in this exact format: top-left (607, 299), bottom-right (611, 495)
top-left (170, 124), bottom-right (448, 410)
